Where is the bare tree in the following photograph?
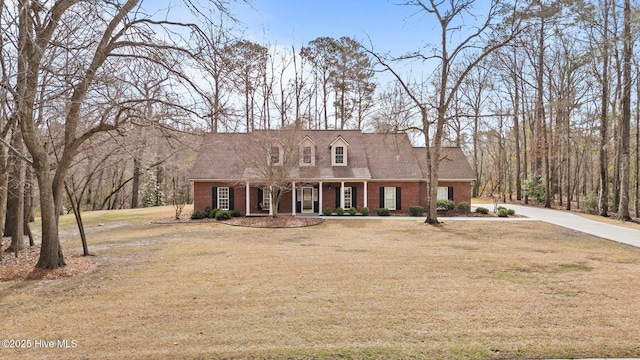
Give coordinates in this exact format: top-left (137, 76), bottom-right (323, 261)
top-left (372, 0), bottom-right (523, 224)
top-left (238, 130), bottom-right (302, 218)
top-left (7, 0), bottom-right (231, 269)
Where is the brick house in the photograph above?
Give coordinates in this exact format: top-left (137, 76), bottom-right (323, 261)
top-left (188, 130), bottom-right (475, 215)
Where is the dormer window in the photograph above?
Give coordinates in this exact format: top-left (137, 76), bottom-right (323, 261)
top-left (269, 146), bottom-right (282, 166)
top-left (330, 136), bottom-right (349, 166)
top-left (299, 136), bottom-right (316, 166)
top-left (303, 146), bottom-right (312, 164)
top-left (335, 146), bottom-right (344, 164)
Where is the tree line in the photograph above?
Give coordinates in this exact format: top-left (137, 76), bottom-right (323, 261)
top-left (0, 0), bottom-right (639, 270)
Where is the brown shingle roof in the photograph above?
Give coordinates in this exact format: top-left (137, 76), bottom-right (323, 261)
top-left (188, 130), bottom-right (475, 182)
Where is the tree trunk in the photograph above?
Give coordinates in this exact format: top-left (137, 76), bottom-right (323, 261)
top-left (0, 142), bottom-right (7, 236)
top-left (617, 0), bottom-right (632, 221)
top-left (131, 157), bottom-right (141, 209)
top-left (598, 0), bottom-right (611, 217)
top-left (65, 183), bottom-right (90, 256)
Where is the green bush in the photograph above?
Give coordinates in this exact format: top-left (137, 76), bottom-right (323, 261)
top-left (437, 199), bottom-right (454, 210)
top-left (507, 208), bottom-right (516, 216)
top-left (497, 208), bottom-right (509, 217)
top-left (361, 207), bottom-right (370, 216)
top-left (229, 210), bottom-right (241, 217)
top-left (377, 208), bottom-right (390, 216)
top-left (204, 208), bottom-right (219, 219)
top-left (457, 201), bottom-right (470, 211)
top-left (349, 207), bottom-right (357, 216)
top-left (336, 207), bottom-right (345, 216)
top-left (323, 207), bottom-right (333, 216)
top-left (215, 210), bottom-right (232, 220)
top-left (409, 206), bottom-right (424, 216)
top-left (523, 175), bottom-right (545, 203)
top-left (584, 192), bottom-right (598, 212)
top-left (190, 211), bottom-right (206, 220)
top-left (476, 207), bottom-right (489, 214)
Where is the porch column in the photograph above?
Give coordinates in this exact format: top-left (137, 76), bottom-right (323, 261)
top-left (319, 182), bottom-right (323, 215)
top-left (340, 181), bottom-right (345, 209)
top-left (269, 185), bottom-right (273, 216)
top-left (246, 181), bottom-right (250, 216)
top-left (292, 182), bottom-right (296, 216)
top-left (363, 181), bottom-right (368, 209)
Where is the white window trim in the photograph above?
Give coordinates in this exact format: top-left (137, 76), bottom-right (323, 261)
top-left (218, 187), bottom-right (230, 210)
top-left (384, 187), bottom-right (396, 210)
top-left (330, 136), bottom-right (349, 166)
top-left (344, 187), bottom-right (352, 209)
top-left (269, 146), bottom-right (283, 166)
top-left (437, 186), bottom-right (449, 200)
top-left (332, 145), bottom-right (347, 166)
top-left (300, 145), bottom-right (315, 166)
top-left (262, 188), bottom-right (271, 210)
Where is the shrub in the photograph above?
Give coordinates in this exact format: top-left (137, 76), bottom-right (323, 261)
top-left (497, 208), bottom-right (509, 217)
top-left (229, 210), bottom-right (241, 217)
top-left (361, 207), bottom-right (370, 216)
top-left (377, 208), bottom-right (390, 216)
top-left (190, 211), bottom-right (206, 220)
top-left (523, 175), bottom-right (545, 203)
top-left (205, 208), bottom-right (219, 219)
top-left (584, 192), bottom-right (598, 212)
top-left (457, 201), bottom-right (470, 211)
top-left (323, 207), bottom-right (333, 216)
top-left (409, 206), bottom-right (424, 216)
top-left (336, 207), bottom-right (345, 216)
top-left (507, 208), bottom-right (516, 216)
top-left (476, 207), bottom-right (489, 214)
top-left (215, 210), bottom-right (232, 220)
top-left (437, 199), bottom-right (454, 210)
top-left (349, 207), bottom-right (357, 216)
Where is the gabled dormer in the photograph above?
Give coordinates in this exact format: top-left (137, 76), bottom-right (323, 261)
top-left (299, 136), bottom-right (316, 166)
top-left (330, 135), bottom-right (349, 167)
top-left (268, 143), bottom-right (283, 166)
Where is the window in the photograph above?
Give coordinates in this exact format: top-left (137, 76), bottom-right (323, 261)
top-left (330, 136), bottom-right (348, 166)
top-left (335, 146), bottom-right (344, 164)
top-left (384, 187), bottom-right (396, 210)
top-left (437, 186), bottom-right (453, 201)
top-left (218, 187), bottom-right (230, 210)
top-left (302, 146), bottom-right (312, 164)
top-left (269, 146), bottom-right (280, 165)
top-left (262, 188), bottom-right (271, 210)
top-left (344, 187), bottom-right (352, 209)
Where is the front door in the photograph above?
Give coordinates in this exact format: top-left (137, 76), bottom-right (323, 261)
top-left (302, 187), bottom-right (314, 213)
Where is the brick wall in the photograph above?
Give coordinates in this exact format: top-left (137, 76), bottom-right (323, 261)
top-left (193, 182), bottom-right (246, 214)
top-left (437, 181), bottom-right (472, 207)
top-left (193, 180), bottom-right (472, 215)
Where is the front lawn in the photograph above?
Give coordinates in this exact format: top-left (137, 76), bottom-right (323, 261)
top-left (1, 206), bottom-right (639, 359)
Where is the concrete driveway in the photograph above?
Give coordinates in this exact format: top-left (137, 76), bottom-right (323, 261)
top-left (475, 204), bottom-right (640, 249)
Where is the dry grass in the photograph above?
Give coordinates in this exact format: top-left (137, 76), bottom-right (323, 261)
top-left (2, 206), bottom-right (640, 359)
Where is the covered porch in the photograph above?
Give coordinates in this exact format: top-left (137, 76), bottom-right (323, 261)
top-left (244, 180), bottom-right (371, 216)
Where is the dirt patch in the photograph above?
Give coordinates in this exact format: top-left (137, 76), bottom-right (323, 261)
top-left (1, 237), bottom-right (96, 282)
top-left (221, 216), bottom-right (323, 228)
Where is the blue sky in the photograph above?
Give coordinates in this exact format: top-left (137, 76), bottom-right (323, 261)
top-left (231, 0), bottom-right (434, 56)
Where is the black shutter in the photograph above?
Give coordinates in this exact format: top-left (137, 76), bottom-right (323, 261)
top-left (212, 187), bottom-right (218, 208)
top-left (352, 187), bottom-right (357, 209)
top-left (379, 187), bottom-right (384, 209)
top-left (258, 188), bottom-right (263, 210)
top-left (314, 186), bottom-right (319, 213)
top-left (396, 187), bottom-right (402, 210)
top-left (448, 186), bottom-right (454, 201)
top-left (335, 186), bottom-right (340, 208)
top-left (229, 187), bottom-right (235, 210)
